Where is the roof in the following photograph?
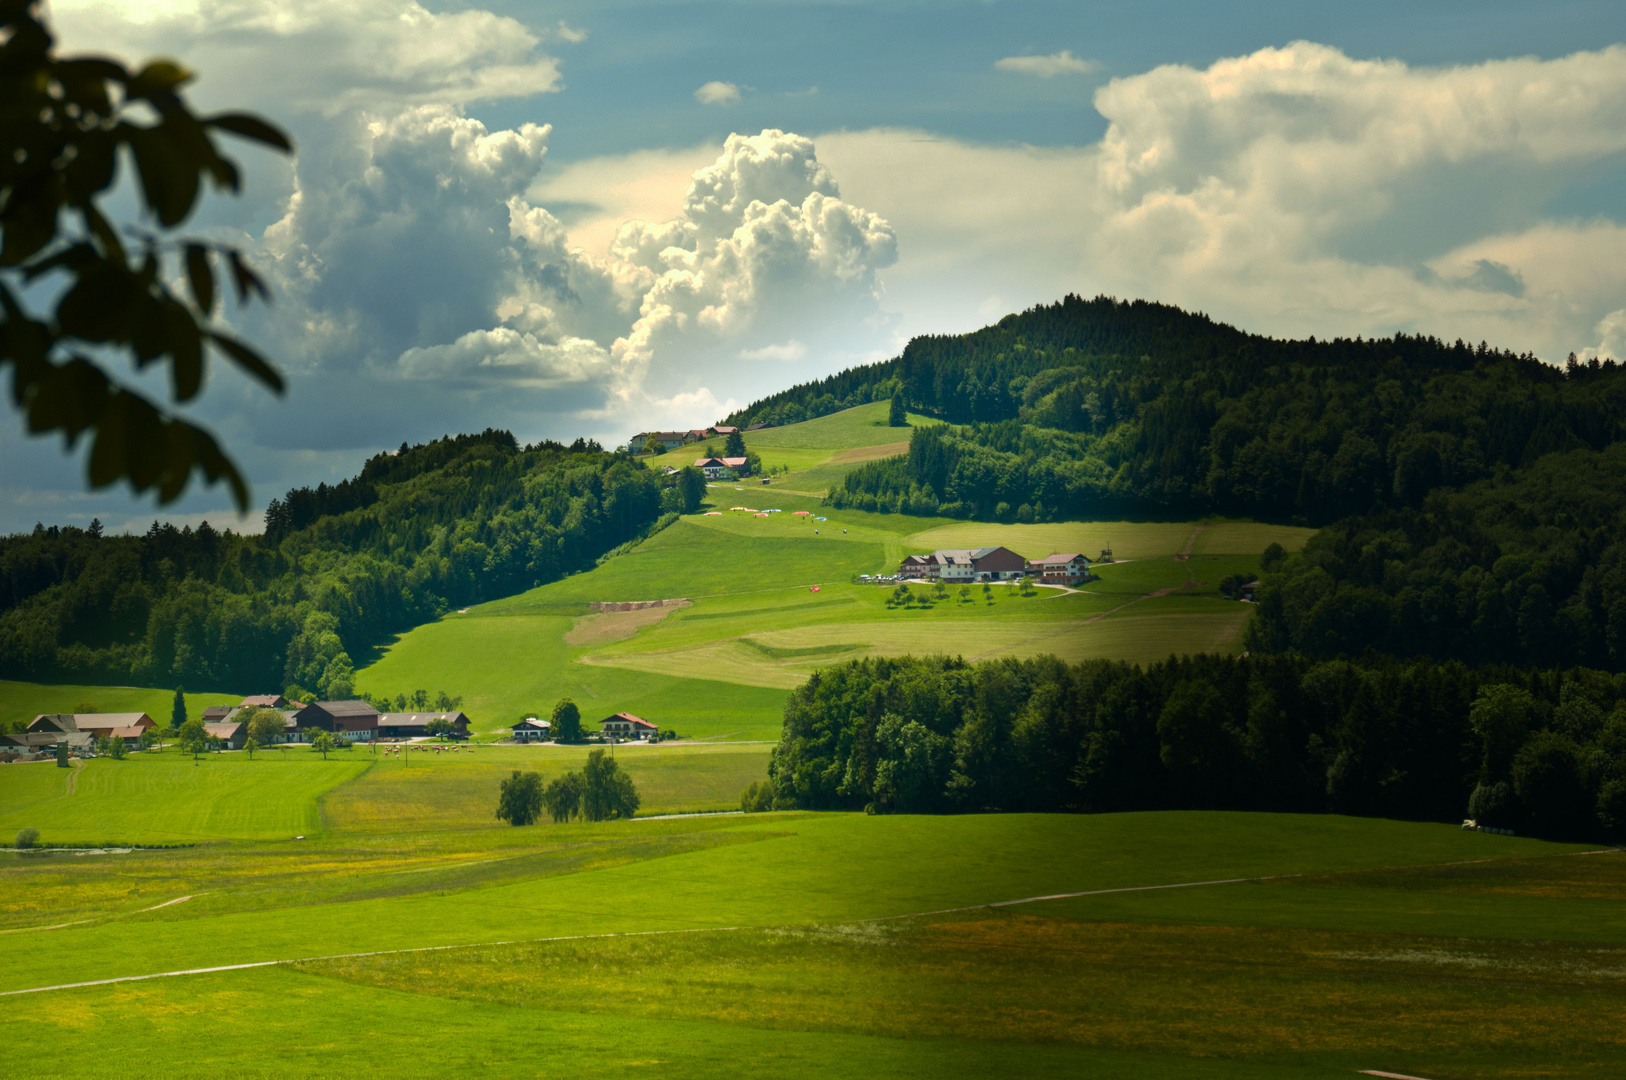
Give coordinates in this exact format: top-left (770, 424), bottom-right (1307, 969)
top-left (1032, 552), bottom-right (1087, 565)
top-left (512, 718), bottom-right (551, 729)
top-left (381, 712), bottom-right (468, 727)
top-left (29, 713), bottom-right (153, 732)
top-left (647, 431), bottom-right (691, 441)
top-left (710, 425), bottom-right (738, 434)
top-left (240, 695), bottom-right (286, 708)
top-left (602, 712), bottom-right (657, 729)
top-left (203, 722), bottom-right (244, 737)
top-left (108, 726), bottom-right (148, 739)
top-left (304, 700), bottom-right (379, 717)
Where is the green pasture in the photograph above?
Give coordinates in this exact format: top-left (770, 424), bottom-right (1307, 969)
top-left (0, 681), bottom-right (239, 734)
top-left (358, 495), bottom-right (1281, 733)
top-left (0, 809), bottom-right (1617, 1078)
top-left (741, 400), bottom-right (939, 450)
top-left (0, 750), bottom-right (368, 845)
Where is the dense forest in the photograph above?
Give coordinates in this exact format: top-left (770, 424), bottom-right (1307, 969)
top-left (0, 432), bottom-right (686, 692)
top-left (725, 294), bottom-right (1626, 525)
top-left (766, 653), bottom-right (1626, 841)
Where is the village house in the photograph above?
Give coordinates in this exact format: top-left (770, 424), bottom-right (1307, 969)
top-left (295, 700), bottom-right (380, 742)
top-left (378, 712), bottom-right (471, 740)
top-left (239, 694), bottom-right (290, 709)
top-left (1026, 553), bottom-right (1091, 585)
top-left (632, 431), bottom-right (700, 454)
top-left (694, 456), bottom-right (751, 480)
top-left (511, 717), bottom-right (551, 742)
top-left (897, 547), bottom-right (1028, 582)
top-left (599, 712), bottom-right (658, 740)
top-left (707, 425), bottom-right (739, 437)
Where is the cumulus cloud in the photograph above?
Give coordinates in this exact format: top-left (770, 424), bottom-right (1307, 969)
top-left (995, 50), bottom-right (1097, 78)
top-left (740, 340), bottom-right (808, 362)
top-left (695, 81), bottom-right (743, 106)
top-left (53, 0), bottom-right (562, 113)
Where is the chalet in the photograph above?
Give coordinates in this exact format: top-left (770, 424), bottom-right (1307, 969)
top-left (2, 731), bottom-right (89, 753)
top-left (707, 425), bottom-right (739, 437)
top-left (201, 705), bottom-right (235, 723)
top-left (638, 431), bottom-right (699, 453)
top-left (897, 547), bottom-right (1027, 583)
top-left (203, 721), bottom-right (248, 750)
top-left (1027, 553), bottom-right (1091, 585)
top-left (379, 712), bottom-right (471, 740)
top-left (599, 712), bottom-right (658, 740)
top-left (511, 717), bottom-right (551, 742)
top-left (295, 700), bottom-right (380, 742)
top-left (239, 694), bottom-right (290, 709)
top-left (694, 456), bottom-right (750, 480)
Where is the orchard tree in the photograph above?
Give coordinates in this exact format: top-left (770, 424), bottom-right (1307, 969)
top-left (0, 2), bottom-right (292, 507)
top-left (310, 731), bottom-right (335, 760)
top-left (178, 717), bottom-right (208, 760)
top-left (243, 707), bottom-right (284, 747)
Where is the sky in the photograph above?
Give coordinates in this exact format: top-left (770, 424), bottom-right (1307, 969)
top-left (7, 0), bottom-right (1626, 534)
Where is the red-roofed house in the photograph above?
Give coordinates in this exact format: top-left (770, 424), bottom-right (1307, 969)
top-left (1027, 553), bottom-right (1091, 585)
top-left (600, 712), bottom-right (658, 740)
top-left (694, 456), bottom-right (751, 480)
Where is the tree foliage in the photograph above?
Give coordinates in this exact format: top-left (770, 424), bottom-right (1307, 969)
top-left (542, 772), bottom-right (582, 823)
top-left (0, 1), bottom-right (291, 508)
top-left (550, 698), bottom-right (582, 744)
top-left (768, 652), bottom-right (1626, 841)
top-left (0, 434), bottom-right (664, 691)
top-left (496, 769), bottom-right (542, 826)
top-left (580, 749), bottom-right (639, 821)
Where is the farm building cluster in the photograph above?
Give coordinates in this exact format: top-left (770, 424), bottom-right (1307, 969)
top-left (510, 712), bottom-right (661, 743)
top-left (1, 697), bottom-right (470, 757)
top-left (894, 548), bottom-right (1094, 586)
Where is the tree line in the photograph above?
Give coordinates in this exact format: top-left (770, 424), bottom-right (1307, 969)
top-left (760, 653), bottom-right (1626, 842)
top-left (0, 434), bottom-right (666, 693)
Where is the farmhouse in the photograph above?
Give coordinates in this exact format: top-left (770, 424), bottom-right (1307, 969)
top-left (203, 721), bottom-right (248, 750)
top-left (27, 713), bottom-right (154, 746)
top-left (379, 712), bottom-right (470, 740)
top-left (707, 425), bottom-right (739, 437)
top-left (295, 700), bottom-right (380, 741)
top-left (599, 712), bottom-right (658, 740)
top-left (1027, 553), bottom-right (1091, 585)
top-left (897, 547), bottom-right (1027, 582)
top-left (635, 431), bottom-right (699, 453)
top-left (511, 717), bottom-right (551, 742)
top-left (239, 694), bottom-right (290, 709)
top-left (694, 456), bottom-right (750, 479)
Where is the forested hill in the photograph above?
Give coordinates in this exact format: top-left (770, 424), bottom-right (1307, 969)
top-left (0, 432), bottom-right (672, 693)
top-left (729, 294), bottom-right (1626, 525)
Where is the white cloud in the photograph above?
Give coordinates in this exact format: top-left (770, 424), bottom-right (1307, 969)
top-left (52, 0), bottom-right (562, 113)
top-left (554, 21), bottom-right (587, 44)
top-left (739, 340), bottom-right (808, 362)
top-left (1585, 309), bottom-right (1626, 360)
top-left (695, 81), bottom-right (743, 106)
top-left (398, 328), bottom-right (612, 384)
top-left (995, 50), bottom-right (1097, 78)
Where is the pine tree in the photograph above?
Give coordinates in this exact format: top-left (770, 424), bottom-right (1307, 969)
top-left (171, 687), bottom-right (187, 730)
top-left (889, 392), bottom-right (908, 427)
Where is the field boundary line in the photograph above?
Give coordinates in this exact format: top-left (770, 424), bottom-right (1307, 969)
top-left (1360, 1071), bottom-right (1437, 1079)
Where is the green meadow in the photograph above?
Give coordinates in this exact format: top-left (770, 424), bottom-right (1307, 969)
top-left (0, 682), bottom-right (241, 733)
top-left (0, 775), bottom-right (1621, 1078)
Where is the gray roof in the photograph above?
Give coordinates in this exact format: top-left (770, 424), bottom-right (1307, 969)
top-left (381, 712), bottom-right (468, 728)
top-left (305, 700), bottom-right (379, 717)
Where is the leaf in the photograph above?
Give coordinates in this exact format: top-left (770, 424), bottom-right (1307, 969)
top-left (227, 249), bottom-right (271, 305)
top-left (204, 112), bottom-right (294, 153)
top-left (123, 121), bottom-right (198, 227)
top-left (208, 330), bottom-right (284, 393)
top-left (56, 262), bottom-right (138, 342)
top-left (160, 298), bottom-right (203, 401)
top-left (185, 244), bottom-right (214, 314)
top-left (129, 60), bottom-right (194, 93)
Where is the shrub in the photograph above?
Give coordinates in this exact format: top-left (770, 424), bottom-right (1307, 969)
top-left (15, 828), bottom-right (39, 849)
top-left (740, 780), bottom-right (776, 812)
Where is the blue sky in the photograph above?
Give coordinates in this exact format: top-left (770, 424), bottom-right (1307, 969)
top-left (7, 0), bottom-right (1626, 534)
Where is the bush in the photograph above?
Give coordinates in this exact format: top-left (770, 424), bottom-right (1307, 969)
top-left (1468, 781), bottom-right (1518, 829)
top-left (15, 828), bottom-right (39, 849)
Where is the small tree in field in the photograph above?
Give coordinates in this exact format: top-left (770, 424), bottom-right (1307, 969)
top-left (581, 749), bottom-right (640, 821)
top-left (552, 699), bottom-right (582, 743)
top-left (983, 582), bottom-right (993, 603)
top-left (310, 731), bottom-right (335, 760)
top-left (245, 736), bottom-right (260, 760)
top-left (244, 708), bottom-right (284, 747)
top-left (15, 828), bottom-right (40, 849)
top-left (543, 772), bottom-right (582, 823)
top-left (496, 770), bottom-right (543, 826)
top-left (179, 718), bottom-right (207, 760)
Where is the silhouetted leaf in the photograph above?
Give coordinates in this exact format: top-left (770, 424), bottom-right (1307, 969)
top-left (205, 112), bottom-right (294, 152)
top-left (227, 249), bottom-right (270, 304)
top-left (161, 299), bottom-right (203, 400)
top-left (185, 244), bottom-right (214, 314)
top-left (56, 263), bottom-right (136, 342)
top-left (208, 330), bottom-right (284, 393)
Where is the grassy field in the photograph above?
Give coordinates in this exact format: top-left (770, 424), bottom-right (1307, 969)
top-left (0, 807), bottom-right (1618, 1078)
